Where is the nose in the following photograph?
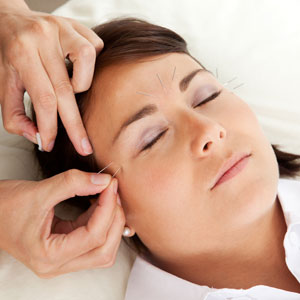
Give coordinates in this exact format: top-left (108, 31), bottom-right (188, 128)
top-left (189, 115), bottom-right (226, 158)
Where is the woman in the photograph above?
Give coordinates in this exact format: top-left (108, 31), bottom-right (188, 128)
top-left (34, 17), bottom-right (300, 298)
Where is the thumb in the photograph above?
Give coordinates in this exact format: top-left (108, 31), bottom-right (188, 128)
top-left (40, 169), bottom-right (112, 208)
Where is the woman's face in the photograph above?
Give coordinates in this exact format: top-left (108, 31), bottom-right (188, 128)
top-left (85, 53), bottom-right (279, 261)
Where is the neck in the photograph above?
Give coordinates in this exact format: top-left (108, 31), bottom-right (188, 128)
top-left (149, 196), bottom-right (290, 289)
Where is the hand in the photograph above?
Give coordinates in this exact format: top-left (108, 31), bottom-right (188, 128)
top-left (0, 169), bottom-right (126, 278)
top-left (0, 6), bottom-right (103, 154)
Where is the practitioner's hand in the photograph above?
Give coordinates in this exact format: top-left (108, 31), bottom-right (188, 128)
top-left (0, 3), bottom-right (103, 154)
top-left (0, 170), bottom-right (126, 278)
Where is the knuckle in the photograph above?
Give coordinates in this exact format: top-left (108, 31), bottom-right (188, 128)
top-left (77, 44), bottom-right (96, 61)
top-left (3, 118), bottom-right (16, 134)
top-left (62, 169), bottom-right (80, 187)
top-left (34, 268), bottom-right (50, 278)
top-left (43, 15), bottom-right (60, 26)
top-left (99, 250), bottom-right (115, 267)
top-left (54, 80), bottom-right (73, 96)
top-left (31, 260), bottom-right (54, 278)
top-left (96, 38), bottom-right (104, 50)
top-left (5, 38), bottom-right (26, 62)
top-left (37, 93), bottom-right (57, 111)
top-left (34, 268), bottom-right (56, 279)
top-left (63, 169), bottom-right (76, 182)
top-left (104, 259), bottom-right (115, 268)
top-left (28, 19), bottom-right (52, 36)
top-left (96, 232), bottom-right (107, 247)
top-left (30, 250), bottom-right (58, 278)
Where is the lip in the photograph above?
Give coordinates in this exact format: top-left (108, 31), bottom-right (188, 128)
top-left (211, 152), bottom-right (251, 190)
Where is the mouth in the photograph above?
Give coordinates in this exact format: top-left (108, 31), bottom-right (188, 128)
top-left (211, 152), bottom-right (251, 190)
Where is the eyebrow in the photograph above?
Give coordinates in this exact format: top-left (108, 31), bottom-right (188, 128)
top-left (112, 68), bottom-right (209, 145)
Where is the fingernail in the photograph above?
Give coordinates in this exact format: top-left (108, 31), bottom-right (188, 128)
top-left (22, 132), bottom-right (36, 144)
top-left (117, 194), bottom-right (122, 206)
top-left (113, 180), bottom-right (118, 195)
top-left (81, 137), bottom-right (93, 155)
top-left (36, 132), bottom-right (43, 152)
top-left (90, 173), bottom-right (111, 185)
top-left (47, 140), bottom-right (55, 152)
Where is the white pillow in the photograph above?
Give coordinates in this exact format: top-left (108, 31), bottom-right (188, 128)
top-left (0, 0), bottom-right (299, 299)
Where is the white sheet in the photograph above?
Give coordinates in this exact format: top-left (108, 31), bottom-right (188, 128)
top-left (0, 0), bottom-right (299, 299)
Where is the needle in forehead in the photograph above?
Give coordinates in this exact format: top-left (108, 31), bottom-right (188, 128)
top-left (136, 91), bottom-right (157, 98)
top-left (156, 73), bottom-right (166, 91)
top-left (136, 71), bottom-right (170, 97)
top-left (172, 66), bottom-right (176, 81)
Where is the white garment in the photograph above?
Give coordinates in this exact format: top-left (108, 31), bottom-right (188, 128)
top-left (125, 178), bottom-right (300, 300)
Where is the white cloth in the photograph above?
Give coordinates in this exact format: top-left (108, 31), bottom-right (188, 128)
top-left (125, 178), bottom-right (300, 300)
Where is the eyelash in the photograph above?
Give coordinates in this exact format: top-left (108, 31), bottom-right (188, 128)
top-left (140, 90), bottom-right (222, 152)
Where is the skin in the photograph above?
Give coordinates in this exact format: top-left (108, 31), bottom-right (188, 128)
top-left (84, 53), bottom-right (300, 292)
top-left (0, 0), bottom-right (103, 153)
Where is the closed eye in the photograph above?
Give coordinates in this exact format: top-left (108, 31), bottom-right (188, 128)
top-left (141, 128), bottom-right (168, 152)
top-left (140, 90), bottom-right (222, 153)
top-left (193, 90), bottom-right (222, 108)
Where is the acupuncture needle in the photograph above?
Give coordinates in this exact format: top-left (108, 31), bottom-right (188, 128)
top-left (97, 162), bottom-right (121, 178)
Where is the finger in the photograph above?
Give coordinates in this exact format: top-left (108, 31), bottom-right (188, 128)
top-left (60, 29), bottom-right (97, 93)
top-left (71, 21), bottom-right (104, 55)
top-left (55, 204), bottom-right (125, 275)
top-left (41, 171), bottom-right (117, 263)
top-left (41, 170), bottom-right (117, 246)
top-left (52, 199), bottom-right (98, 234)
top-left (45, 178), bottom-right (118, 264)
top-left (44, 179), bottom-right (116, 264)
top-left (40, 171), bottom-right (113, 244)
top-left (39, 43), bottom-right (92, 155)
top-left (1, 68), bottom-right (38, 140)
top-left (18, 51), bottom-right (58, 151)
top-left (41, 169), bottom-right (112, 207)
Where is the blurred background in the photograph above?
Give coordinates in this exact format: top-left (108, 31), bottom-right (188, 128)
top-left (25, 0), bottom-right (68, 12)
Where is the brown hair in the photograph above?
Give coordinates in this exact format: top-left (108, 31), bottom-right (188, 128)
top-left (32, 17), bottom-right (300, 256)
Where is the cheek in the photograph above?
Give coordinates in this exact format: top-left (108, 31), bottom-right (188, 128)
top-left (222, 95), bottom-right (269, 151)
top-left (118, 158), bottom-right (193, 233)
top-left (212, 96), bottom-right (280, 227)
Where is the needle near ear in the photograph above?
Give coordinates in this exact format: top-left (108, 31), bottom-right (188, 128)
top-left (112, 166), bottom-right (121, 178)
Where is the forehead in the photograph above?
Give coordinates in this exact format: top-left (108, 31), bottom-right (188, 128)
top-left (84, 53), bottom-right (203, 149)
top-left (92, 53), bottom-right (202, 100)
